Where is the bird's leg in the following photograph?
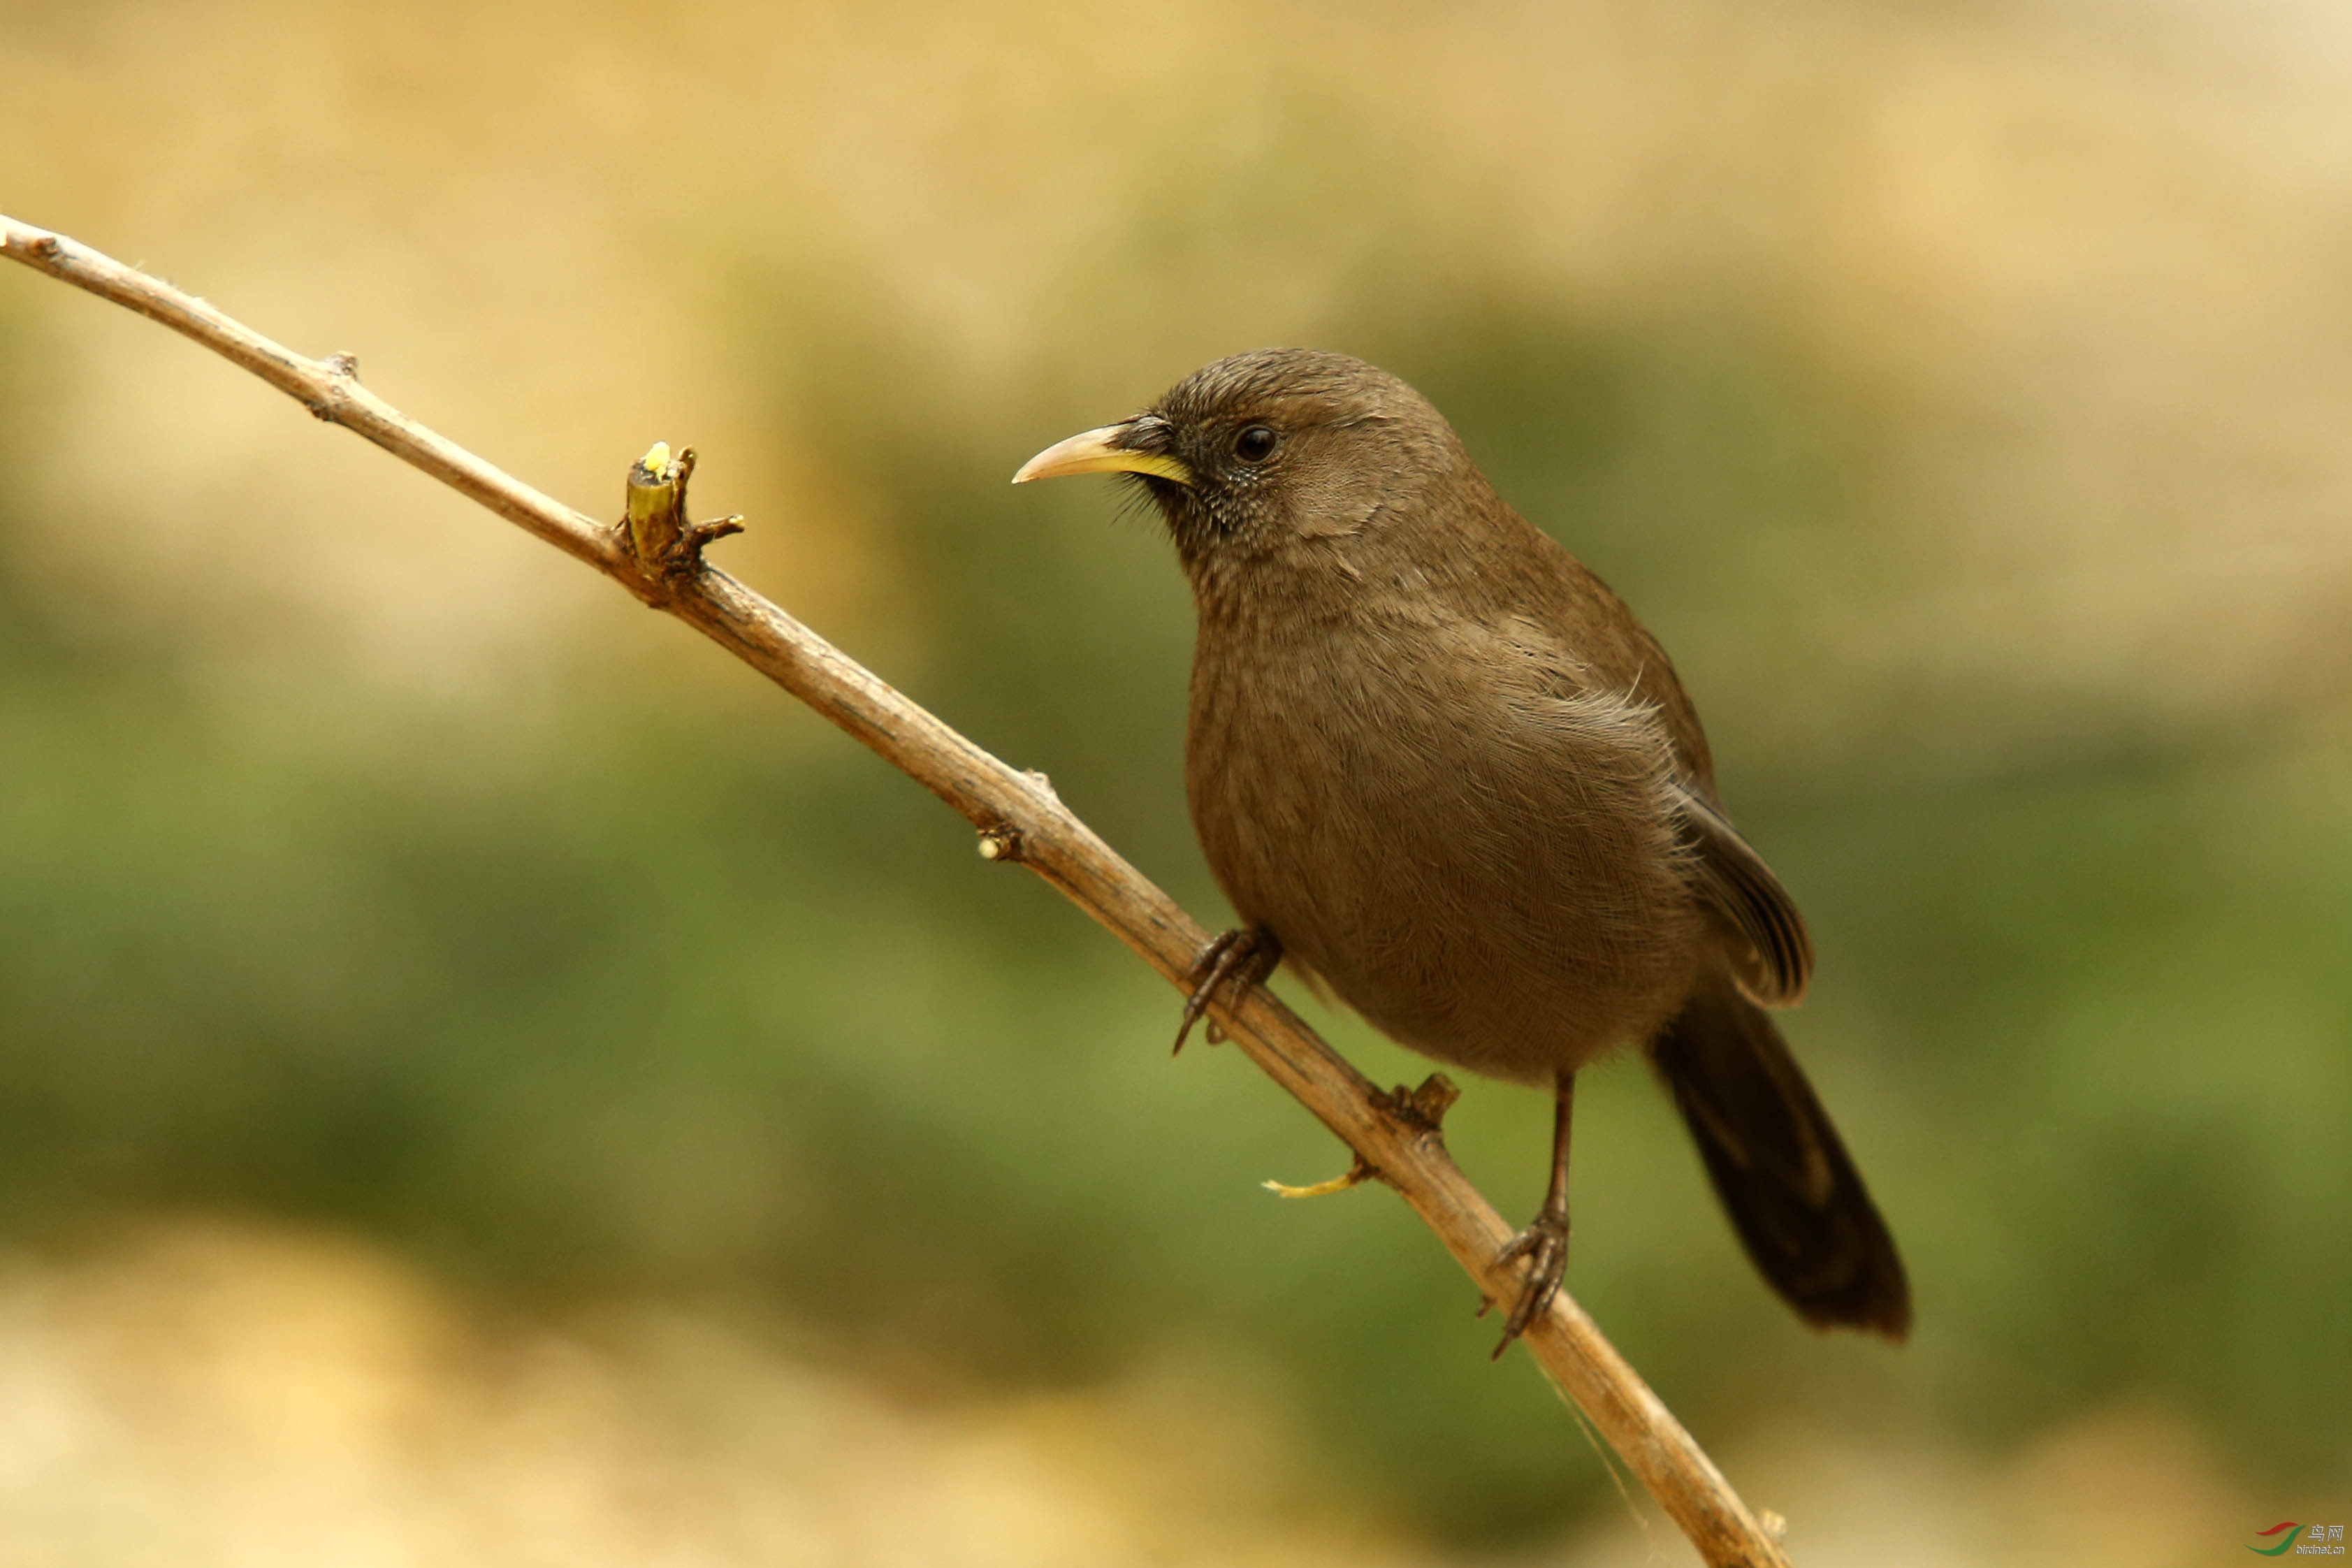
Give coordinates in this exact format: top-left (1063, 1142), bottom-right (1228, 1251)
top-left (1172, 924), bottom-right (1282, 1055)
top-left (1491, 1070), bottom-right (1575, 1357)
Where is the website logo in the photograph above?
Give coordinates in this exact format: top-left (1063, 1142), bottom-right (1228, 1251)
top-left (2251, 1523), bottom-right (2346, 1557)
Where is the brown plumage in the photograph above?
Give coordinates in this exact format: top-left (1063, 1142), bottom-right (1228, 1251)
top-left (1015, 347), bottom-right (1909, 1347)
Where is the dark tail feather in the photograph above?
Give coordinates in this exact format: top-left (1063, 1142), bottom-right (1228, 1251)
top-left (1650, 972), bottom-right (1912, 1340)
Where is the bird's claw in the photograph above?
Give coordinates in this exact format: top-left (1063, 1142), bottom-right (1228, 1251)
top-left (1173, 925), bottom-right (1281, 1055)
top-left (1490, 1210), bottom-right (1570, 1358)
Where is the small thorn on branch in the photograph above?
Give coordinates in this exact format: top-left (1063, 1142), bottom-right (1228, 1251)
top-left (623, 440), bottom-right (742, 590)
top-left (1264, 1075), bottom-right (1441, 1197)
top-left (690, 514), bottom-right (746, 548)
top-left (1263, 1152), bottom-right (1375, 1198)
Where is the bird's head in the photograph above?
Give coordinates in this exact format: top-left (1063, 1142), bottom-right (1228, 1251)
top-left (1013, 349), bottom-right (1471, 586)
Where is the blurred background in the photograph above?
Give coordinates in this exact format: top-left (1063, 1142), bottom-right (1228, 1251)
top-left (1, 0), bottom-right (2349, 1561)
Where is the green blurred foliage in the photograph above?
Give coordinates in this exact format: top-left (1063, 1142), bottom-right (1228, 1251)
top-left (1, 245), bottom-right (2347, 1546)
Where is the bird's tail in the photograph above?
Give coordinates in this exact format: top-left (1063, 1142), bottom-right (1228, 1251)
top-left (1650, 971), bottom-right (1911, 1339)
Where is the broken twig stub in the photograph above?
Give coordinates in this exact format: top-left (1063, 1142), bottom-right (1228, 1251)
top-left (623, 442), bottom-right (743, 590)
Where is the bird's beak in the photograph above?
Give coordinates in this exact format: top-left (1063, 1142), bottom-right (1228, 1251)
top-left (1011, 423), bottom-right (1194, 486)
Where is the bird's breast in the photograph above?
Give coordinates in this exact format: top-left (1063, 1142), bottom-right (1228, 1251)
top-left (1184, 611), bottom-right (1704, 1082)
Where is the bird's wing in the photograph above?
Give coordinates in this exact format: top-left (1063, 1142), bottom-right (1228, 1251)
top-left (1483, 607), bottom-right (1808, 1003)
top-left (1669, 783), bottom-right (1813, 1008)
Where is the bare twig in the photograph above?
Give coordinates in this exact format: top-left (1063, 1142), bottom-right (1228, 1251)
top-left (0, 214), bottom-right (1795, 1568)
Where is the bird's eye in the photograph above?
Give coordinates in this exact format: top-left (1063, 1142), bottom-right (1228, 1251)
top-left (1233, 425), bottom-right (1279, 463)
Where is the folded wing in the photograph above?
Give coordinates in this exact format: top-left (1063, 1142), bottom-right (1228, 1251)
top-left (1671, 783), bottom-right (1813, 1008)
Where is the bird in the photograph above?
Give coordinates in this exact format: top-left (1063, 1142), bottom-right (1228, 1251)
top-left (1012, 347), bottom-right (1909, 1352)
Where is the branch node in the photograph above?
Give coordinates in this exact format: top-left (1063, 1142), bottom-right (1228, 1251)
top-left (326, 350), bottom-right (359, 379)
top-left (1374, 1073), bottom-right (1461, 1139)
top-left (1261, 1071), bottom-right (1444, 1207)
top-left (623, 440), bottom-right (740, 592)
top-left (27, 233), bottom-right (58, 260)
top-left (975, 825), bottom-right (1024, 862)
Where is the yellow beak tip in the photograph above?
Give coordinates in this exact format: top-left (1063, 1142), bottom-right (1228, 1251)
top-left (1013, 423), bottom-right (1194, 488)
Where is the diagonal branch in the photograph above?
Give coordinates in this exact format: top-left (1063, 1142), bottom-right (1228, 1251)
top-left (0, 214), bottom-right (1794, 1568)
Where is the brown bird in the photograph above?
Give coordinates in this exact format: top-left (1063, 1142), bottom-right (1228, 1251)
top-left (1014, 348), bottom-right (1909, 1351)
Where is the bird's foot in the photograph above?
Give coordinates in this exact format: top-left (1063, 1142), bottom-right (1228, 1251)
top-left (1173, 924), bottom-right (1282, 1055)
top-left (1488, 1210), bottom-right (1570, 1358)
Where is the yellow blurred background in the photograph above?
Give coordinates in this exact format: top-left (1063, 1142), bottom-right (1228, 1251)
top-left (1, 0), bottom-right (2348, 1562)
